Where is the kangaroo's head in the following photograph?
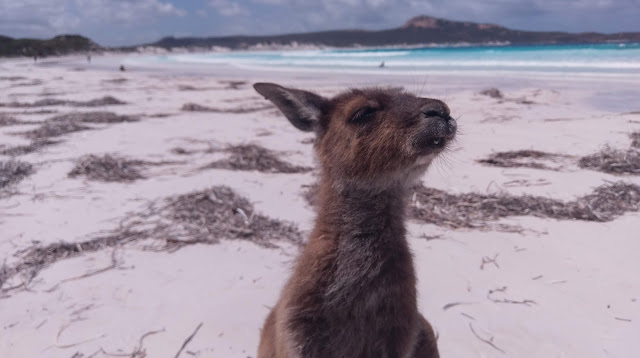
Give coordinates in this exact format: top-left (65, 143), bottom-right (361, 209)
top-left (254, 82), bottom-right (456, 189)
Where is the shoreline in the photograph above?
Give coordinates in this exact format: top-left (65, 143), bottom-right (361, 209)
top-left (23, 52), bottom-right (640, 85)
top-left (22, 53), bottom-right (640, 114)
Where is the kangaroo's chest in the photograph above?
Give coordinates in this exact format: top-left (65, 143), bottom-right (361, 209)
top-left (288, 236), bottom-right (418, 358)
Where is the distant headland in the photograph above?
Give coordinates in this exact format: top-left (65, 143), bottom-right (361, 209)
top-left (2, 15), bottom-right (639, 57)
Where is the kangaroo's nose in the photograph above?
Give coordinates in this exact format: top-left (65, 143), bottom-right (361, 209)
top-left (446, 117), bottom-right (457, 136)
top-left (420, 98), bottom-right (450, 119)
top-left (423, 110), bottom-right (452, 121)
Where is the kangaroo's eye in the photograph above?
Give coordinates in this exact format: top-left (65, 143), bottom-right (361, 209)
top-left (349, 106), bottom-right (378, 124)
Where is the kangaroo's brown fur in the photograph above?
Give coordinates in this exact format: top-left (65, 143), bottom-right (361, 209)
top-left (253, 82), bottom-right (457, 358)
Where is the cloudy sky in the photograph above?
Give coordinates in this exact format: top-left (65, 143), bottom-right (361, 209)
top-left (1, 0), bottom-right (639, 46)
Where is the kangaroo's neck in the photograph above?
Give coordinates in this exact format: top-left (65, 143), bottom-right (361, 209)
top-left (314, 177), bottom-right (409, 239)
top-left (311, 175), bottom-right (416, 308)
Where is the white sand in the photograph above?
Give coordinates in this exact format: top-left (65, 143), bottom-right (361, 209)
top-left (1, 56), bottom-right (639, 358)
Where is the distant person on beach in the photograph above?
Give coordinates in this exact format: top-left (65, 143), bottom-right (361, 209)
top-left (120, 65), bottom-right (126, 72)
top-left (33, 55), bottom-right (37, 63)
top-left (379, 61), bottom-right (385, 68)
top-left (87, 54), bottom-right (91, 63)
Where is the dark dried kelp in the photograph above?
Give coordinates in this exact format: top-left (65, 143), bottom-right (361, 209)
top-left (410, 182), bottom-right (640, 229)
top-left (630, 132), bottom-right (640, 149)
top-left (50, 111), bottom-right (138, 124)
top-left (0, 114), bottom-right (21, 126)
top-left (479, 88), bottom-right (504, 99)
top-left (0, 160), bottom-right (34, 189)
top-left (68, 154), bottom-right (148, 182)
top-left (578, 147), bottom-right (640, 175)
top-left (0, 96), bottom-right (126, 108)
top-left (147, 186), bottom-right (303, 248)
top-left (5, 112), bottom-right (138, 156)
top-left (204, 144), bottom-right (312, 174)
top-left (0, 186), bottom-right (302, 290)
top-left (181, 102), bottom-right (272, 113)
top-left (478, 150), bottom-right (572, 171)
top-left (22, 117), bottom-right (92, 140)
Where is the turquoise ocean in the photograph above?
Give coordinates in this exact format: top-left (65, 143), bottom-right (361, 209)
top-left (141, 43), bottom-right (640, 76)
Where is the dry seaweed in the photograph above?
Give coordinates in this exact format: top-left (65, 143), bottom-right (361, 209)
top-left (0, 186), bottom-right (302, 290)
top-left (0, 76), bottom-right (27, 81)
top-left (0, 114), bottom-right (21, 126)
top-left (11, 98), bottom-right (69, 107)
top-left (0, 139), bottom-right (60, 156)
top-left (21, 117), bottom-right (92, 140)
top-left (0, 160), bottom-right (34, 189)
top-left (50, 111), bottom-right (138, 124)
top-left (170, 147), bottom-right (194, 155)
top-left (129, 186), bottom-right (304, 249)
top-left (38, 91), bottom-right (67, 97)
top-left (578, 147), bottom-right (640, 175)
top-left (68, 154), bottom-right (147, 182)
top-left (409, 181), bottom-right (640, 229)
top-left (145, 113), bottom-right (175, 118)
top-left (479, 88), bottom-right (504, 99)
top-left (11, 79), bottom-right (43, 87)
top-left (0, 98), bottom-right (65, 108)
top-left (181, 103), bottom-right (213, 111)
top-left (102, 78), bottom-right (128, 84)
top-left (0, 96), bottom-right (126, 108)
top-left (480, 145), bottom-right (640, 175)
top-left (178, 85), bottom-right (198, 91)
top-left (203, 144), bottom-right (313, 173)
top-left (177, 85), bottom-right (230, 91)
top-left (0, 231), bottom-right (141, 290)
top-left (482, 150), bottom-right (556, 160)
top-left (181, 102), bottom-right (273, 113)
top-left (6, 112), bottom-right (137, 156)
top-left (478, 88), bottom-right (536, 105)
top-left (516, 98), bottom-right (535, 105)
top-left (1, 109), bottom-right (58, 115)
top-left (219, 80), bottom-right (247, 89)
top-left (631, 132), bottom-right (640, 149)
top-left (478, 150), bottom-right (571, 170)
top-left (74, 96), bottom-right (126, 107)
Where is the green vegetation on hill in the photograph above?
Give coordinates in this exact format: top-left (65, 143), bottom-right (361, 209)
top-left (0, 35), bottom-right (99, 57)
top-left (151, 15), bottom-right (640, 49)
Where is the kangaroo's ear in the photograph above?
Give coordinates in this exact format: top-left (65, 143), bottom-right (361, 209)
top-left (253, 82), bottom-right (328, 132)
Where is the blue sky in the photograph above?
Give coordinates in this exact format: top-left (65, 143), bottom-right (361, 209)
top-left (1, 0), bottom-right (639, 46)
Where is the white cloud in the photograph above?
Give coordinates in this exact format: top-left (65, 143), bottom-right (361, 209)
top-left (156, 2), bottom-right (187, 16)
top-left (0, 0), bottom-right (186, 39)
top-left (251, 0), bottom-right (287, 4)
top-left (209, 0), bottom-right (250, 16)
top-left (0, 0), bottom-right (76, 34)
top-left (74, 0), bottom-right (187, 22)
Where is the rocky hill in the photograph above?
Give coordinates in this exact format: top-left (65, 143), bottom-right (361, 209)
top-left (0, 35), bottom-right (99, 57)
top-left (151, 15), bottom-right (640, 49)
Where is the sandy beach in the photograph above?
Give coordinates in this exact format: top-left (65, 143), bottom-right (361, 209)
top-left (1, 54), bottom-right (639, 358)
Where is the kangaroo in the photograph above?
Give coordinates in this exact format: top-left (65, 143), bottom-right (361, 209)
top-left (253, 82), bottom-right (457, 358)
